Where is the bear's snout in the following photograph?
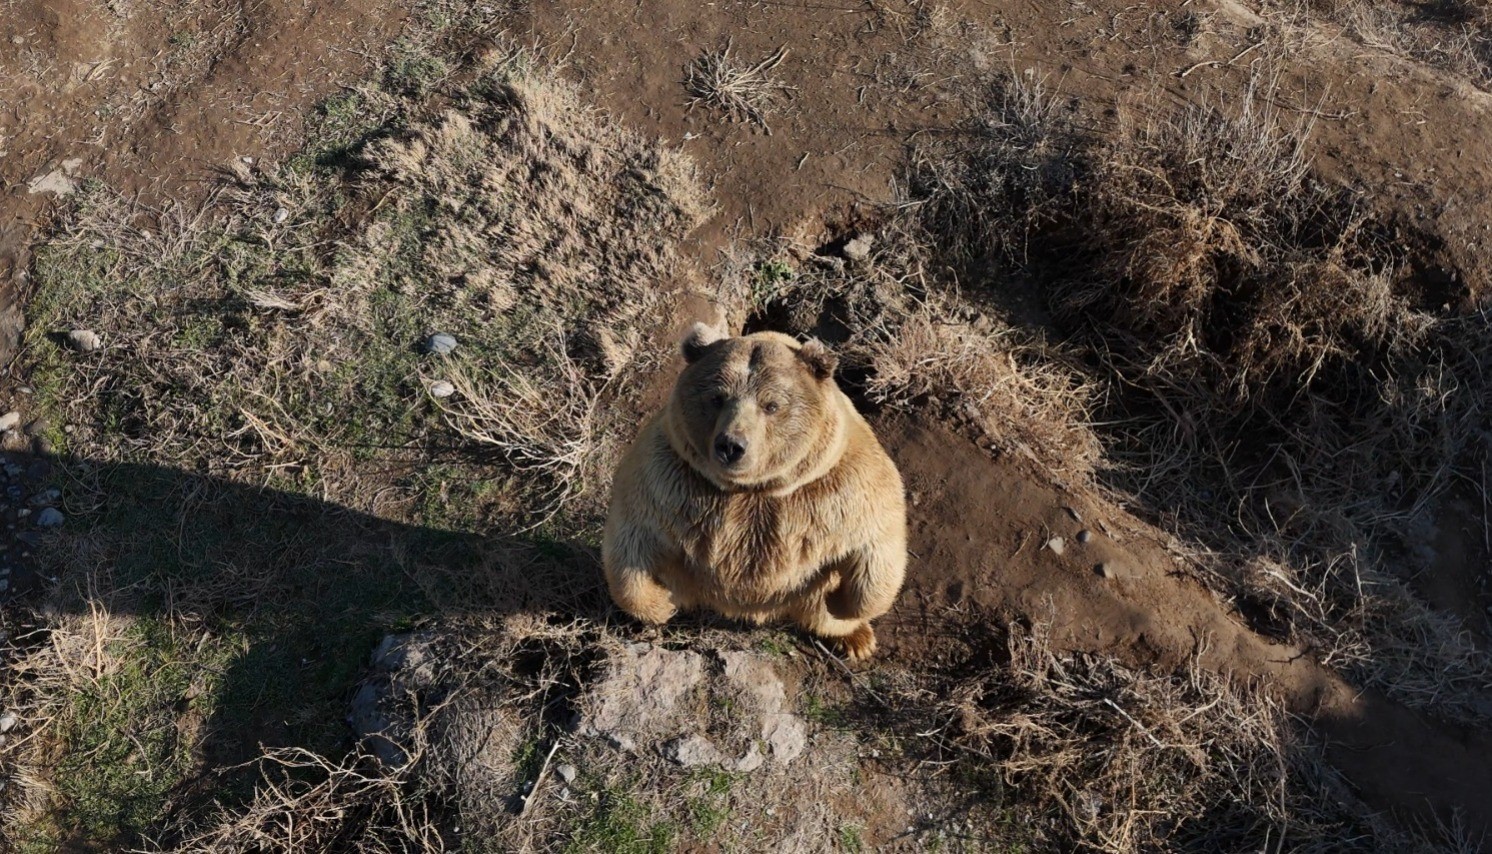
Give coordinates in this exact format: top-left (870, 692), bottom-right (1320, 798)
top-left (713, 433), bottom-right (747, 466)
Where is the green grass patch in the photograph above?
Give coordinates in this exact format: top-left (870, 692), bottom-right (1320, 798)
top-left (566, 787), bottom-right (679, 854)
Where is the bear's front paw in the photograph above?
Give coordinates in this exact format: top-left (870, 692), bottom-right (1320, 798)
top-left (627, 598), bottom-right (677, 626)
top-left (837, 624), bottom-right (877, 662)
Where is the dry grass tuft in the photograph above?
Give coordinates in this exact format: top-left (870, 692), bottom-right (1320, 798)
top-left (160, 747), bottom-right (448, 853)
top-left (857, 299), bottom-right (1101, 476)
top-left (25, 55), bottom-right (706, 524)
top-left (685, 41), bottom-right (792, 131)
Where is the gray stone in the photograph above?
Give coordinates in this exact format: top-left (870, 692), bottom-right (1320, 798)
top-left (66, 330), bottom-right (102, 353)
top-left (720, 651), bottom-right (807, 764)
top-left (424, 333), bottom-right (458, 356)
top-left (429, 380), bottom-right (456, 398)
top-left (663, 734), bottom-right (725, 767)
top-left (1046, 536), bottom-right (1066, 556)
top-left (0, 412), bottom-right (18, 432)
top-left (580, 645), bottom-right (705, 753)
top-left (36, 508), bottom-right (63, 528)
top-left (1076, 529), bottom-right (1093, 544)
top-left (0, 712), bottom-right (16, 733)
top-left (370, 632), bottom-right (438, 685)
top-left (729, 741), bottom-right (766, 773)
top-left (348, 680), bottom-right (406, 768)
top-left (555, 763), bottom-right (578, 784)
top-left (842, 234), bottom-right (874, 262)
top-left (27, 159), bottom-right (83, 197)
top-left (273, 207), bottom-right (290, 224)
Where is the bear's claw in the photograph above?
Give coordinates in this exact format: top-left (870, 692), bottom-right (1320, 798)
top-left (838, 624), bottom-right (878, 662)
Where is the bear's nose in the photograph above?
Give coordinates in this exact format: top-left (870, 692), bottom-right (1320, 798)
top-left (713, 434), bottom-right (747, 466)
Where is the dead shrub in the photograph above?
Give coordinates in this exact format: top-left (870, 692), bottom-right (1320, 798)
top-left (684, 41), bottom-right (792, 131)
top-left (858, 301), bottom-right (1101, 476)
top-left (857, 619), bottom-right (1410, 852)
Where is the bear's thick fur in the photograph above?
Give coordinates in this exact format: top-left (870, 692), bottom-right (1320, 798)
top-left (602, 323), bottom-right (907, 660)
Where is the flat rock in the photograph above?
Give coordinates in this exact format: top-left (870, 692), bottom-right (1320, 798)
top-left (842, 233), bottom-right (874, 261)
top-left (66, 330), bottom-right (102, 353)
top-left (0, 412), bottom-right (18, 432)
top-left (579, 644), bottom-right (705, 752)
top-left (27, 158), bottom-right (83, 197)
top-left (424, 333), bottom-right (458, 356)
top-left (721, 650), bottom-right (807, 763)
top-left (663, 734), bottom-right (725, 767)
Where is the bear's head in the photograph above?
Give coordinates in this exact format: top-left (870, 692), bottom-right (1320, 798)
top-left (666, 323), bottom-right (843, 490)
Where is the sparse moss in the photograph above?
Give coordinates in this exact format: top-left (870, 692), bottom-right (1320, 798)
top-left (567, 788), bottom-right (679, 854)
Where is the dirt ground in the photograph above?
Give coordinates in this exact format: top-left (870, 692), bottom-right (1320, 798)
top-left (3, 0), bottom-right (1492, 849)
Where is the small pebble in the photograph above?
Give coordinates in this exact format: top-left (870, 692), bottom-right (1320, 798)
top-left (36, 508), bottom-right (64, 528)
top-left (273, 207), bottom-right (290, 224)
top-left (0, 412), bottom-right (18, 432)
top-left (1076, 529), bottom-right (1093, 544)
top-left (842, 233), bottom-right (874, 262)
top-left (0, 713), bottom-right (14, 733)
top-left (556, 764), bottom-right (578, 784)
top-left (1096, 562), bottom-right (1120, 579)
top-left (424, 333), bottom-right (458, 356)
top-left (1063, 505), bottom-right (1083, 523)
top-left (66, 329), bottom-right (102, 353)
top-left (429, 380), bottom-right (456, 398)
top-left (1046, 536), bottom-right (1066, 556)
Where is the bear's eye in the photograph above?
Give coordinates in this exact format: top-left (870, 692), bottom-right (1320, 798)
top-left (710, 393), bottom-right (727, 409)
top-left (762, 400), bottom-right (781, 415)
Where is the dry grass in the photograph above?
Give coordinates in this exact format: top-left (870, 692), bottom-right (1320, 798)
top-left (4, 41), bottom-right (705, 850)
top-left (856, 298), bottom-right (1101, 477)
top-left (1313, 0), bottom-right (1492, 85)
top-left (160, 747), bottom-right (448, 853)
top-left (23, 50), bottom-right (705, 523)
top-left (685, 41), bottom-right (792, 131)
top-left (723, 219), bottom-right (1103, 482)
top-left (141, 609), bottom-right (1426, 853)
top-left (900, 68), bottom-right (1492, 724)
top-left (930, 621), bottom-right (1407, 851)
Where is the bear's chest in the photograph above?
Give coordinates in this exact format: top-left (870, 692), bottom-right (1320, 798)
top-left (675, 489), bottom-right (836, 598)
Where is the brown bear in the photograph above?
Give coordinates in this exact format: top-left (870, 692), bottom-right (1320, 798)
top-left (602, 323), bottom-right (907, 660)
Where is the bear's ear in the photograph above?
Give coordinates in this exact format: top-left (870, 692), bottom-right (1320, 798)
top-left (798, 338), bottom-right (837, 381)
top-left (681, 322), bottom-right (727, 363)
